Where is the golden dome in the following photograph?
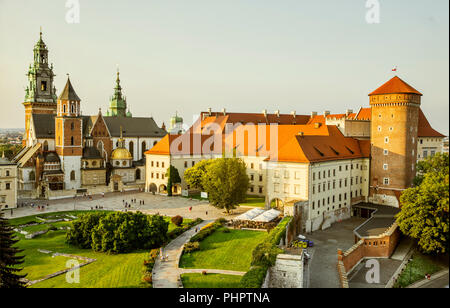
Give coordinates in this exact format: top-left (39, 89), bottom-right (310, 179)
top-left (111, 147), bottom-right (132, 160)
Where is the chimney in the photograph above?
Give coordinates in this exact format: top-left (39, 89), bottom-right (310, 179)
top-left (222, 108), bottom-right (226, 116)
top-left (346, 109), bottom-right (353, 117)
top-left (208, 107), bottom-right (212, 116)
top-left (323, 110), bottom-right (330, 117)
top-left (275, 110), bottom-right (280, 117)
top-left (311, 111), bottom-right (317, 118)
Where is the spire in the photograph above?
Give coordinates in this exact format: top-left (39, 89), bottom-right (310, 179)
top-left (58, 75), bottom-right (81, 101)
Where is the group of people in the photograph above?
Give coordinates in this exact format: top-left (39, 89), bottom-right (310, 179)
top-left (159, 248), bottom-right (169, 262)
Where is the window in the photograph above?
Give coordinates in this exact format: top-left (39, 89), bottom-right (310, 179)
top-left (63, 105), bottom-right (66, 113)
top-left (251, 163), bottom-right (254, 169)
top-left (151, 161), bottom-right (154, 167)
top-left (295, 185), bottom-right (300, 194)
top-left (259, 175), bottom-right (263, 182)
top-left (284, 184), bottom-right (289, 193)
top-left (389, 127), bottom-right (393, 132)
top-left (71, 104), bottom-right (75, 114)
top-left (384, 149), bottom-right (389, 155)
top-left (385, 137), bottom-right (389, 144)
top-left (274, 184), bottom-right (280, 193)
top-left (249, 186), bottom-right (254, 193)
top-left (162, 162), bottom-right (165, 168)
top-left (184, 161), bottom-right (188, 168)
top-left (313, 173), bottom-right (316, 180)
top-left (156, 162), bottom-right (159, 168)
top-left (5, 183), bottom-right (10, 190)
top-left (70, 171), bottom-right (76, 181)
top-left (284, 170), bottom-right (289, 179)
top-left (142, 141), bottom-right (146, 158)
top-left (41, 81), bottom-right (47, 91)
top-left (250, 174), bottom-right (254, 181)
top-left (378, 126), bottom-right (382, 132)
top-left (383, 178), bottom-right (390, 185)
top-left (295, 172), bottom-right (300, 180)
top-left (259, 187), bottom-right (263, 194)
top-left (6, 171), bottom-right (10, 177)
top-left (431, 151), bottom-right (436, 157)
top-left (423, 151), bottom-right (428, 158)
top-left (70, 136), bottom-right (74, 146)
top-left (136, 169), bottom-right (141, 180)
top-left (71, 122), bottom-right (74, 130)
top-left (192, 161), bottom-right (195, 167)
top-left (383, 164), bottom-right (388, 170)
top-left (129, 141), bottom-right (134, 157)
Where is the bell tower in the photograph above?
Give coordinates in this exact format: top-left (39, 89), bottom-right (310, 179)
top-left (23, 29), bottom-right (58, 146)
top-left (107, 69), bottom-right (131, 117)
top-left (55, 76), bottom-right (83, 189)
top-left (368, 76), bottom-right (422, 207)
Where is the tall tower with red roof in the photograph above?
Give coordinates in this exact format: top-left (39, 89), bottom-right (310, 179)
top-left (368, 76), bottom-right (422, 207)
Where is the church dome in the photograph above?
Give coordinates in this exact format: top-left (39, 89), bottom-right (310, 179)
top-left (111, 147), bottom-right (132, 160)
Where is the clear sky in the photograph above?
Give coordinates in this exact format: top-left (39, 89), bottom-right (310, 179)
top-left (0, 0), bottom-right (448, 135)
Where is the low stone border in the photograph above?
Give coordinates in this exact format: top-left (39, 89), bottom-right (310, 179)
top-left (24, 250), bottom-right (96, 286)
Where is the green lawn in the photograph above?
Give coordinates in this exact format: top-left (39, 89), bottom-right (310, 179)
top-left (181, 273), bottom-right (243, 288)
top-left (240, 196), bottom-right (265, 208)
top-left (180, 228), bottom-right (268, 272)
top-left (394, 251), bottom-right (444, 288)
top-left (8, 211), bottom-right (194, 288)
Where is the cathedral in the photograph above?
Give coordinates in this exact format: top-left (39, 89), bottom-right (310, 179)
top-left (13, 31), bottom-right (167, 199)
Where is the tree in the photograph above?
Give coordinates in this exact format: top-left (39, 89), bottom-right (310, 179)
top-left (166, 165), bottom-right (181, 197)
top-left (414, 153), bottom-right (449, 186)
top-left (202, 158), bottom-right (249, 214)
top-left (397, 153), bottom-right (449, 254)
top-left (184, 159), bottom-right (213, 191)
top-left (0, 213), bottom-right (27, 288)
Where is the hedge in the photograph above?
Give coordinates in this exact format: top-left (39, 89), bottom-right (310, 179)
top-left (167, 218), bottom-right (204, 240)
top-left (240, 216), bottom-right (292, 288)
top-left (189, 218), bottom-right (225, 243)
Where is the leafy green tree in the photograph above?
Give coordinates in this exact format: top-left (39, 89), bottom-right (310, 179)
top-left (184, 159), bottom-right (213, 191)
top-left (202, 158), bottom-right (249, 214)
top-left (66, 212), bottom-right (106, 248)
top-left (397, 153), bottom-right (449, 254)
top-left (0, 213), bottom-right (26, 288)
top-left (166, 165), bottom-right (181, 197)
top-left (0, 144), bottom-right (23, 160)
top-left (414, 153), bottom-right (449, 186)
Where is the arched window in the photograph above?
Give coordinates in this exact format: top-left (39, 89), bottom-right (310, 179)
top-left (70, 136), bottom-right (74, 146)
top-left (71, 122), bottom-right (74, 130)
top-left (97, 141), bottom-right (104, 156)
top-left (129, 141), bottom-right (134, 158)
top-left (71, 104), bottom-right (75, 114)
top-left (70, 170), bottom-right (76, 181)
top-left (142, 141), bottom-right (146, 158)
top-left (136, 169), bottom-right (141, 180)
top-left (63, 104), bottom-right (66, 113)
top-left (29, 171), bottom-right (36, 181)
top-left (43, 140), bottom-right (48, 152)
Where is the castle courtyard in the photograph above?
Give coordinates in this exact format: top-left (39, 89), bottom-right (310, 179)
top-left (6, 191), bottom-right (248, 220)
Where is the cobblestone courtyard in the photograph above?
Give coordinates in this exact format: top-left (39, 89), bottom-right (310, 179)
top-left (6, 191), bottom-right (248, 220)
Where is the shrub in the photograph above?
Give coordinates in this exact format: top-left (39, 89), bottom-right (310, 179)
top-left (240, 217), bottom-right (292, 288)
top-left (171, 215), bottom-right (183, 227)
top-left (240, 266), bottom-right (268, 288)
top-left (183, 241), bottom-right (200, 253)
top-left (67, 212), bottom-right (169, 254)
top-left (221, 228), bottom-right (231, 233)
top-left (190, 220), bottom-right (224, 243)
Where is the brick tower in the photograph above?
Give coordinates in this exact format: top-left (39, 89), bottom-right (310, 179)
top-left (55, 77), bottom-right (83, 190)
top-left (368, 76), bottom-right (422, 207)
top-left (23, 29), bottom-right (58, 146)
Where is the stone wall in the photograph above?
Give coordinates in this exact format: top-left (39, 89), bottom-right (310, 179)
top-left (263, 254), bottom-right (304, 288)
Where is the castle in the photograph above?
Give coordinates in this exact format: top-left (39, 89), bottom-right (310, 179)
top-left (145, 77), bottom-right (445, 232)
top-left (13, 31), bottom-right (167, 199)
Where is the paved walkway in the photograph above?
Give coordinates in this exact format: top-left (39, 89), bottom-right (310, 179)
top-left (152, 220), bottom-right (212, 288)
top-left (407, 269), bottom-right (449, 289)
top-left (180, 269), bottom-right (246, 276)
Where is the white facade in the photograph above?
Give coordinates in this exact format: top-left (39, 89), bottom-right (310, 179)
top-left (0, 163), bottom-right (18, 209)
top-left (61, 156), bottom-right (82, 190)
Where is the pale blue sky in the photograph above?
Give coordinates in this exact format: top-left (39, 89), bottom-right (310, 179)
top-left (0, 0), bottom-right (448, 134)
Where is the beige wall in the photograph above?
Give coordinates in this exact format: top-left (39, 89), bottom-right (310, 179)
top-left (417, 137), bottom-right (444, 161)
top-left (0, 164), bottom-right (18, 209)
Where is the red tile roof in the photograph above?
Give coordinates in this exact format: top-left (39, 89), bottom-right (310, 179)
top-left (418, 109), bottom-right (446, 138)
top-left (369, 76), bottom-right (422, 96)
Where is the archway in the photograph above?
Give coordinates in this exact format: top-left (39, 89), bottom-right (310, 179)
top-left (172, 184), bottom-right (182, 195)
top-left (270, 198), bottom-right (284, 211)
top-left (159, 184), bottom-right (167, 194)
top-left (148, 183), bottom-right (157, 193)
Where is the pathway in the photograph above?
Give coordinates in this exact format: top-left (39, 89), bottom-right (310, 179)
top-left (407, 269), bottom-right (449, 289)
top-left (152, 220), bottom-right (212, 288)
top-left (180, 269), bottom-right (246, 276)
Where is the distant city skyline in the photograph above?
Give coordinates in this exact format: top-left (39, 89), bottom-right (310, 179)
top-left (0, 0), bottom-right (448, 135)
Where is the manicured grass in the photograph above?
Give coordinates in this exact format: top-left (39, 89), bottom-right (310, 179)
top-left (181, 273), bottom-right (243, 288)
top-left (240, 196), bottom-right (265, 208)
top-left (9, 211), bottom-right (194, 288)
top-left (394, 251), bottom-right (444, 288)
top-left (180, 228), bottom-right (268, 272)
